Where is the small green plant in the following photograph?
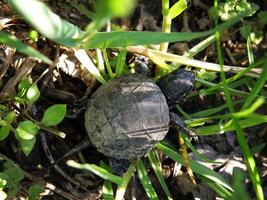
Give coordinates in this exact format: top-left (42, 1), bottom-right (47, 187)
top-left (28, 30), bottom-right (39, 42)
top-left (0, 160), bottom-right (24, 199)
top-left (0, 156), bottom-right (45, 199)
top-left (0, 77), bottom-right (66, 155)
top-left (209, 0), bottom-right (259, 21)
top-left (0, 77), bottom-right (65, 198)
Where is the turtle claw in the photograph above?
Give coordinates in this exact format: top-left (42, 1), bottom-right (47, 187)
top-left (170, 112), bottom-right (198, 141)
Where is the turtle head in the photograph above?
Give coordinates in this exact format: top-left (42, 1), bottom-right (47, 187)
top-left (157, 69), bottom-right (195, 104)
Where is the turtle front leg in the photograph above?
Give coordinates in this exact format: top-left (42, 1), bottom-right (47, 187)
top-left (169, 112), bottom-right (197, 185)
top-left (169, 112), bottom-right (197, 140)
top-left (50, 137), bottom-right (92, 166)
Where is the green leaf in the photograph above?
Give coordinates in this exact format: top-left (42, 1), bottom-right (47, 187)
top-left (8, 0), bottom-right (82, 47)
top-left (41, 104), bottom-right (66, 126)
top-left (28, 30), bottom-right (39, 42)
top-left (20, 137), bottom-right (36, 156)
top-left (3, 162), bottom-right (24, 183)
top-left (0, 31), bottom-right (52, 65)
top-left (251, 143), bottom-right (266, 154)
top-left (28, 183), bottom-right (45, 200)
top-left (169, 0), bottom-right (187, 19)
top-left (0, 124), bottom-right (11, 141)
top-left (17, 77), bottom-right (32, 101)
top-left (258, 11), bottom-right (267, 27)
top-left (0, 104), bottom-right (8, 113)
top-left (240, 25), bottom-right (251, 39)
top-left (197, 69), bottom-right (217, 82)
top-left (16, 121), bottom-right (39, 140)
top-left (227, 169), bottom-right (249, 200)
top-left (18, 78), bottom-right (31, 95)
top-left (26, 83), bottom-right (40, 104)
top-left (4, 111), bottom-right (15, 123)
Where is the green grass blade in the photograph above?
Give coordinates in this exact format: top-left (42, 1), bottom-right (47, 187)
top-left (203, 178), bottom-right (232, 199)
top-left (251, 143), bottom-right (266, 154)
top-left (169, 0), bottom-right (187, 19)
top-left (247, 36), bottom-right (254, 64)
top-left (157, 142), bottom-right (233, 193)
top-left (82, 13), bottom-right (247, 48)
top-left (232, 97), bottom-right (265, 118)
top-left (67, 160), bottom-right (123, 185)
top-left (9, 0), bottom-right (82, 47)
top-left (0, 31), bottom-right (52, 65)
top-left (183, 136), bottom-right (218, 163)
top-left (115, 162), bottom-right (136, 200)
top-left (227, 169), bottom-right (249, 200)
top-left (241, 63), bottom-right (267, 109)
top-left (100, 161), bottom-right (114, 200)
top-left (231, 121), bottom-right (263, 200)
top-left (228, 77), bottom-right (252, 89)
top-left (198, 78), bottom-right (254, 97)
top-left (196, 114), bottom-right (267, 135)
top-left (115, 46), bottom-right (127, 77)
top-left (103, 181), bottom-right (114, 200)
top-left (8, 0), bottom-right (247, 49)
top-left (137, 159), bottom-right (159, 200)
top-left (96, 48), bottom-right (106, 78)
top-left (74, 49), bottom-right (106, 84)
top-left (102, 48), bottom-right (115, 79)
top-left (214, 1), bottom-right (263, 198)
top-left (8, 0), bottom-right (251, 50)
top-left (147, 151), bottom-right (173, 200)
top-left (190, 100), bottom-right (242, 118)
top-left (201, 56), bottom-right (267, 95)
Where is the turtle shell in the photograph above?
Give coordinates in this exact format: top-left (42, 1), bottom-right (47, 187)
top-left (84, 74), bottom-right (170, 159)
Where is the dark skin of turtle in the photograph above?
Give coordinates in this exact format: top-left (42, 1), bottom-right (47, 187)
top-left (53, 69), bottom-right (195, 175)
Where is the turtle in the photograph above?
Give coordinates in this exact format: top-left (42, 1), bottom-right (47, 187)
top-left (53, 68), bottom-right (195, 174)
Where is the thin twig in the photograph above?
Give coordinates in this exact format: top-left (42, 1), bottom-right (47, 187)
top-left (0, 47), bottom-right (15, 80)
top-left (0, 57), bottom-right (36, 99)
top-left (40, 133), bottom-right (89, 191)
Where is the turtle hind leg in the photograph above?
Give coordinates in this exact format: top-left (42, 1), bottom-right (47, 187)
top-left (169, 111), bottom-right (197, 185)
top-left (51, 137), bottom-right (91, 167)
top-left (109, 158), bottom-right (131, 176)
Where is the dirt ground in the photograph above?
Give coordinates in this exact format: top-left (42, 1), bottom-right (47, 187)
top-left (0, 0), bottom-right (267, 199)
